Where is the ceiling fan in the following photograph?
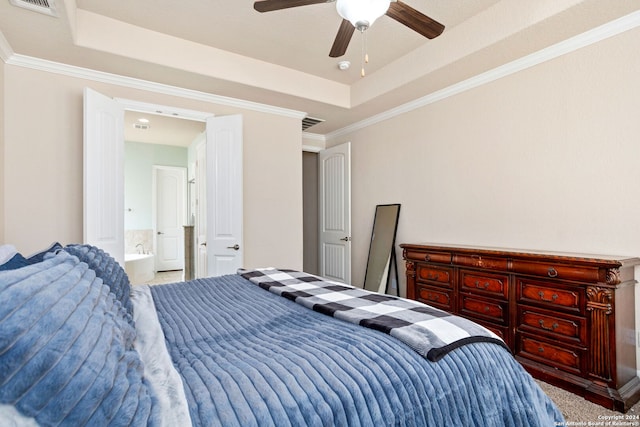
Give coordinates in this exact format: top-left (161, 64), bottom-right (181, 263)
top-left (253, 0), bottom-right (445, 58)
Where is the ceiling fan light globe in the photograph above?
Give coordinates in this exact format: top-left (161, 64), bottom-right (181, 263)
top-left (336, 0), bottom-right (390, 29)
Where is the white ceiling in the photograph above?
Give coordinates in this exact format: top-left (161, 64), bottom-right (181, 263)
top-left (124, 111), bottom-right (205, 147)
top-left (1, 0), bottom-right (639, 138)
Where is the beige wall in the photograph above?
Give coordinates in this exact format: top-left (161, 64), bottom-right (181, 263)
top-left (0, 61), bottom-right (4, 244)
top-left (329, 27), bottom-right (640, 293)
top-left (2, 65), bottom-right (303, 270)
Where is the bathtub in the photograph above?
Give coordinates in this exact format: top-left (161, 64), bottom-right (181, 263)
top-left (124, 253), bottom-right (155, 285)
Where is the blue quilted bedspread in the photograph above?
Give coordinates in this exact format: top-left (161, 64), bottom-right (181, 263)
top-left (150, 274), bottom-right (564, 427)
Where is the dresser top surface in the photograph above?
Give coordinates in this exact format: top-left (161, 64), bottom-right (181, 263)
top-left (401, 242), bottom-right (640, 267)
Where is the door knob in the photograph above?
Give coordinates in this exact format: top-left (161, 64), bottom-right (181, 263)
top-left (200, 242), bottom-right (206, 246)
top-left (227, 244), bottom-right (240, 251)
top-left (339, 237), bottom-right (351, 242)
top-left (157, 231), bottom-right (164, 235)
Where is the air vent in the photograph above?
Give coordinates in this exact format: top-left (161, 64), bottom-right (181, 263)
top-left (302, 116), bottom-right (324, 131)
top-left (9, 0), bottom-right (58, 17)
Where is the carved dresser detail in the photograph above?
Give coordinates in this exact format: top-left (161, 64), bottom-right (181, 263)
top-left (401, 243), bottom-right (640, 411)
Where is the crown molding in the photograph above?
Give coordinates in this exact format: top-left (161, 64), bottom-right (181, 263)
top-left (4, 53), bottom-right (307, 120)
top-left (326, 10), bottom-right (640, 140)
top-left (3, 10), bottom-right (639, 136)
top-left (302, 145), bottom-right (323, 153)
top-left (301, 132), bottom-right (326, 152)
top-left (301, 132), bottom-right (326, 142)
top-left (0, 31), bottom-right (14, 63)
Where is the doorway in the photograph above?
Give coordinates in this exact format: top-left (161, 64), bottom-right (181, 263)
top-left (84, 89), bottom-right (244, 279)
top-left (302, 143), bottom-right (352, 284)
top-left (123, 110), bottom-right (203, 277)
top-left (302, 151), bottom-right (319, 275)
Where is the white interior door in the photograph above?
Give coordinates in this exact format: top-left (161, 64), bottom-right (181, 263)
top-left (153, 166), bottom-right (186, 271)
top-left (206, 115), bottom-right (243, 277)
top-left (83, 88), bottom-right (125, 266)
top-left (319, 142), bottom-right (351, 284)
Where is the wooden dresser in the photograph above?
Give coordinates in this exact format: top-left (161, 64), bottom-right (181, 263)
top-left (401, 243), bottom-right (640, 412)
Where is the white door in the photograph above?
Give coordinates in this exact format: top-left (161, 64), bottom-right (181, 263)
top-left (83, 88), bottom-right (125, 266)
top-left (319, 142), bottom-right (351, 284)
top-left (153, 166), bottom-right (186, 271)
top-left (195, 139), bottom-right (208, 278)
top-left (206, 115), bottom-right (243, 276)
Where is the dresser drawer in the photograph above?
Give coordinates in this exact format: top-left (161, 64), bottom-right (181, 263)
top-left (459, 294), bottom-right (508, 324)
top-left (404, 249), bottom-right (451, 264)
top-left (455, 254), bottom-right (508, 271)
top-left (416, 265), bottom-right (453, 287)
top-left (460, 270), bottom-right (509, 299)
top-left (416, 284), bottom-right (453, 311)
top-left (518, 306), bottom-right (586, 345)
top-left (517, 278), bottom-right (583, 314)
top-left (511, 259), bottom-right (602, 283)
top-left (517, 335), bottom-right (583, 375)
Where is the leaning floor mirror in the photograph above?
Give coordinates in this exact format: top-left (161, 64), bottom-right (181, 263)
top-left (363, 204), bottom-right (401, 295)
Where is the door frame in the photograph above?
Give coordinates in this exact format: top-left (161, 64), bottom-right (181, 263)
top-left (84, 93), bottom-right (243, 273)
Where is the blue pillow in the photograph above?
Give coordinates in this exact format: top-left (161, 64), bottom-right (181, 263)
top-left (0, 242), bottom-right (63, 272)
top-left (63, 244), bottom-right (134, 324)
top-left (25, 242), bottom-right (62, 264)
top-left (0, 253), bottom-right (28, 271)
top-left (0, 251), bottom-right (159, 426)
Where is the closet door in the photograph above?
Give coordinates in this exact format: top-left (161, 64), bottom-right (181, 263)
top-left (319, 142), bottom-right (351, 284)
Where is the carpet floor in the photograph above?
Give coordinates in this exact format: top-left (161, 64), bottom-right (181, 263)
top-left (537, 380), bottom-right (640, 424)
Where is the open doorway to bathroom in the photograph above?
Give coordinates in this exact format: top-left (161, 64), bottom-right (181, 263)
top-left (123, 110), bottom-right (205, 285)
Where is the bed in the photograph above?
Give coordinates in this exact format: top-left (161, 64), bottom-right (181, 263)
top-left (0, 243), bottom-right (565, 426)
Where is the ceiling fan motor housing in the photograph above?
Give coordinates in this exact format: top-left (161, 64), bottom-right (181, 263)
top-left (336, 0), bottom-right (391, 29)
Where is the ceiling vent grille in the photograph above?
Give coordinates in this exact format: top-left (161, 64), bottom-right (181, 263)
top-left (9, 0), bottom-right (58, 17)
top-left (302, 116), bottom-right (324, 131)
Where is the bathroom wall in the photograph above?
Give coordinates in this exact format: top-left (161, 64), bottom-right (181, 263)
top-left (124, 141), bottom-right (188, 254)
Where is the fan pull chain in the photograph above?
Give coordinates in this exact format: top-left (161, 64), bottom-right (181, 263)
top-left (361, 30), bottom-right (368, 77)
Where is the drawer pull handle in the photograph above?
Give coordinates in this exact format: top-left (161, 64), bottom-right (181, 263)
top-left (538, 319), bottom-right (559, 331)
top-left (427, 274), bottom-right (438, 281)
top-left (538, 291), bottom-right (558, 302)
top-left (474, 280), bottom-right (490, 289)
top-left (427, 293), bottom-right (440, 302)
top-left (424, 255), bottom-right (431, 262)
top-left (547, 267), bottom-right (558, 278)
top-left (538, 347), bottom-right (545, 353)
top-left (483, 306), bottom-right (490, 312)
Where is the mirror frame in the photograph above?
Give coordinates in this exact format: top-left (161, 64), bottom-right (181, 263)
top-left (363, 203), bottom-right (401, 295)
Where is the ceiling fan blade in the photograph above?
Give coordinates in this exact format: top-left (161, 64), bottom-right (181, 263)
top-left (254, 0), bottom-right (330, 13)
top-left (386, 1), bottom-right (445, 39)
top-left (329, 19), bottom-right (355, 58)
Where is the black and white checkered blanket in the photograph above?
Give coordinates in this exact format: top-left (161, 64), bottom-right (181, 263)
top-left (238, 268), bottom-right (509, 361)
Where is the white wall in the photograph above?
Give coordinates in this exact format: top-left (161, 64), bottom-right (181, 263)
top-left (328, 26), bottom-right (640, 294)
top-left (2, 65), bottom-right (304, 270)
